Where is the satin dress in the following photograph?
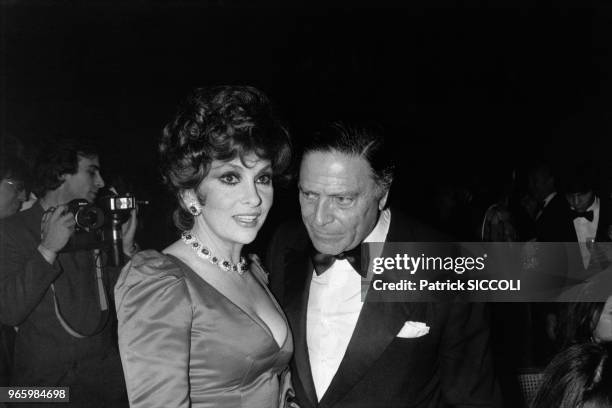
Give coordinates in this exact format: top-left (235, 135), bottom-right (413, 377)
top-left (115, 250), bottom-right (293, 408)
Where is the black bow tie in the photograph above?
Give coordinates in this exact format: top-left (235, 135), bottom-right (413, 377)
top-left (572, 210), bottom-right (594, 222)
top-left (312, 245), bottom-right (367, 277)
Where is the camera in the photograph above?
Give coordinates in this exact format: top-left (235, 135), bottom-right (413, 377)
top-left (64, 195), bottom-right (140, 231)
top-left (61, 194), bottom-right (147, 265)
top-left (65, 199), bottom-right (105, 231)
top-left (105, 196), bottom-right (137, 212)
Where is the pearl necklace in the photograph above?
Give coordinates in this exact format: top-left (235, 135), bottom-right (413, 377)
top-left (181, 231), bottom-right (248, 275)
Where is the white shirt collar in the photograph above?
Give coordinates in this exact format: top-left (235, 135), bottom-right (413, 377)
top-left (363, 208), bottom-right (391, 243)
top-left (587, 196), bottom-right (599, 213)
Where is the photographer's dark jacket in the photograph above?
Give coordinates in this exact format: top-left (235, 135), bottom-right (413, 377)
top-left (0, 202), bottom-right (126, 404)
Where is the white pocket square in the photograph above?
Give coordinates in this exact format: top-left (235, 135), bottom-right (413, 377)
top-left (396, 321), bottom-right (430, 338)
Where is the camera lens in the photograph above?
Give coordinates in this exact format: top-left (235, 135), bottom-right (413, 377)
top-left (67, 199), bottom-right (105, 230)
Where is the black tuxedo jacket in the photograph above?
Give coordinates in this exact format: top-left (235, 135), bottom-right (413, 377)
top-left (267, 210), bottom-right (499, 408)
top-left (534, 195), bottom-right (612, 283)
top-left (536, 194), bottom-right (612, 243)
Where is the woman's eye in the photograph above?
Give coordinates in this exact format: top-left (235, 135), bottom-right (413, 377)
top-left (257, 174), bottom-right (272, 185)
top-left (219, 174), bottom-right (240, 185)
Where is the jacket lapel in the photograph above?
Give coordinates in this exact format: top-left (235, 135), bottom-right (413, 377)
top-left (318, 209), bottom-right (430, 407)
top-left (596, 198), bottom-right (612, 242)
top-left (283, 248), bottom-right (318, 408)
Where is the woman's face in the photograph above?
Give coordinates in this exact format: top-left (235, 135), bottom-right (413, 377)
top-left (191, 153), bottom-right (273, 248)
top-left (593, 296), bottom-right (612, 343)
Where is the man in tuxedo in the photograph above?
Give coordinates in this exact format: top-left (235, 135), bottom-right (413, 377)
top-left (267, 122), bottom-right (499, 408)
top-left (534, 161), bottom-right (612, 270)
top-left (528, 160), bottom-right (612, 364)
top-left (561, 162), bottom-right (612, 269)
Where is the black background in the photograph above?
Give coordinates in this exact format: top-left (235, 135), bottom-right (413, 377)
top-left (2, 0), bottom-right (612, 250)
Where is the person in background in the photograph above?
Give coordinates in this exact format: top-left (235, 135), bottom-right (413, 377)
top-left (560, 161), bottom-right (612, 272)
top-left (531, 342), bottom-right (612, 408)
top-left (0, 137), bottom-right (136, 407)
top-left (527, 160), bottom-right (572, 242)
top-left (556, 297), bottom-right (612, 350)
top-left (529, 160), bottom-right (612, 366)
top-left (0, 154), bottom-right (29, 219)
top-left (0, 153), bottom-right (31, 391)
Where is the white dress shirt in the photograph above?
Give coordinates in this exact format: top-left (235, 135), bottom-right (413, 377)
top-left (573, 196), bottom-right (600, 268)
top-left (307, 209), bottom-right (391, 401)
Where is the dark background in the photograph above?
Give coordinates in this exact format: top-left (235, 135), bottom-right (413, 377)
top-left (2, 0), bottom-right (612, 250)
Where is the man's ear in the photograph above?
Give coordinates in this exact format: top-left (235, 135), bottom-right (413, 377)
top-left (57, 173), bottom-right (70, 185)
top-left (378, 190), bottom-right (389, 211)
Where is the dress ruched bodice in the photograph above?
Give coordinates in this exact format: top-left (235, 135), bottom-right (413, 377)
top-left (115, 250), bottom-right (293, 408)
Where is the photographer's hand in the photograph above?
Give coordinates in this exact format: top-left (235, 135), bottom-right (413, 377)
top-left (122, 208), bottom-right (138, 258)
top-left (38, 205), bottom-right (76, 264)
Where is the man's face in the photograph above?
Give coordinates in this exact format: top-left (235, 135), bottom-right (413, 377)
top-left (0, 177), bottom-right (26, 219)
top-left (62, 155), bottom-right (105, 203)
top-left (565, 191), bottom-right (594, 213)
top-left (299, 150), bottom-right (387, 255)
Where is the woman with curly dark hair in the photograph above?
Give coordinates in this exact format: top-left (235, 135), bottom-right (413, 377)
top-left (531, 342), bottom-right (612, 408)
top-left (556, 297), bottom-right (612, 350)
top-left (115, 86), bottom-right (295, 408)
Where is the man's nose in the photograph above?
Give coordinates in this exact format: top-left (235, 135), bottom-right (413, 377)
top-left (96, 175), bottom-right (105, 189)
top-left (313, 199), bottom-right (333, 226)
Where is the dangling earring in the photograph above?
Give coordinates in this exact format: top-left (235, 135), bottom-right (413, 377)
top-left (188, 202), bottom-right (202, 216)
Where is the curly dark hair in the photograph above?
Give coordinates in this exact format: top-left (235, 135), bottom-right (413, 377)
top-left (303, 121), bottom-right (394, 194)
top-left (33, 137), bottom-right (99, 197)
top-left (0, 153), bottom-right (30, 185)
top-left (159, 85), bottom-right (292, 231)
top-left (556, 302), bottom-right (605, 350)
top-left (531, 343), bottom-right (612, 408)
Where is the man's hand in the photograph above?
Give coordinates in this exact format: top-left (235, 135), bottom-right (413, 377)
top-left (122, 208), bottom-right (138, 257)
top-left (38, 205), bottom-right (76, 264)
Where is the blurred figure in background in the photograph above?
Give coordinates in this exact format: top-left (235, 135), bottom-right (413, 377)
top-left (0, 154), bottom-right (29, 219)
top-left (0, 137), bottom-right (136, 407)
top-left (559, 161), bottom-right (612, 273)
top-left (0, 153), bottom-right (31, 390)
top-left (556, 297), bottom-right (612, 350)
top-left (531, 342), bottom-right (612, 408)
top-left (527, 160), bottom-right (573, 242)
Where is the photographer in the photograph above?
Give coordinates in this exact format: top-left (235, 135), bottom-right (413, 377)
top-left (0, 137), bottom-right (136, 407)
